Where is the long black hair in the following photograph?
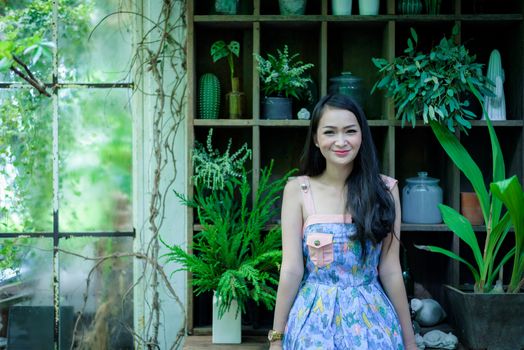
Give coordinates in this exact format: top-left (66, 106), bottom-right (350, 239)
top-left (299, 94), bottom-right (395, 260)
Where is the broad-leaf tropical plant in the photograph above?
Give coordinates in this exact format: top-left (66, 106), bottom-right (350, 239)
top-left (416, 116), bottom-right (524, 293)
top-left (162, 161), bottom-right (295, 317)
top-left (371, 26), bottom-right (493, 133)
top-left (210, 40), bottom-right (240, 90)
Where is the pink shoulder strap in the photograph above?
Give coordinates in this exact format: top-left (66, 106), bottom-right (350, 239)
top-left (298, 176), bottom-right (316, 216)
top-left (381, 174), bottom-right (398, 190)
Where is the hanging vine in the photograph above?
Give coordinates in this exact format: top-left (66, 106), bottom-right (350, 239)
top-left (67, 0), bottom-right (189, 348)
top-left (133, 0), bottom-right (188, 348)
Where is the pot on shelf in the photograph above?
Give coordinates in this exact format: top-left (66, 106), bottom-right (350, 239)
top-left (358, 0), bottom-right (379, 15)
top-left (261, 96), bottom-right (292, 119)
top-left (398, 0), bottom-right (423, 14)
top-left (332, 0), bottom-right (353, 15)
top-left (214, 0), bottom-right (238, 15)
top-left (279, 0), bottom-right (307, 15)
top-left (445, 284), bottom-right (524, 350)
top-left (212, 291), bottom-right (241, 344)
top-left (227, 77), bottom-right (245, 119)
top-left (401, 171), bottom-right (443, 224)
top-left (460, 192), bottom-right (484, 225)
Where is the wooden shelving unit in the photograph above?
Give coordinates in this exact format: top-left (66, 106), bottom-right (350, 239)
top-left (186, 0), bottom-right (524, 335)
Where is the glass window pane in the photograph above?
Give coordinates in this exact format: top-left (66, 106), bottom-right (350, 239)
top-left (58, 89), bottom-right (132, 232)
top-left (0, 1), bottom-right (53, 83)
top-left (59, 237), bottom-right (134, 349)
top-left (0, 90), bottom-right (53, 233)
top-left (0, 238), bottom-right (53, 349)
top-left (59, 0), bottom-right (133, 83)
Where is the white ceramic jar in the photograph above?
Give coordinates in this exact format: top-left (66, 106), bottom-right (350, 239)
top-left (332, 0), bottom-right (353, 15)
top-left (359, 0), bottom-right (379, 15)
top-left (401, 171), bottom-right (443, 224)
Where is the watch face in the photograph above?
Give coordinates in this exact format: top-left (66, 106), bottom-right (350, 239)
top-left (268, 330), bottom-right (282, 341)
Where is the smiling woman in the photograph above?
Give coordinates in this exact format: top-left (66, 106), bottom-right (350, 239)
top-left (269, 94), bottom-right (417, 350)
top-left (314, 107), bottom-right (362, 168)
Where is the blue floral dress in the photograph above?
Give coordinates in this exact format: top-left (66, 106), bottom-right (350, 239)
top-left (283, 176), bottom-right (405, 350)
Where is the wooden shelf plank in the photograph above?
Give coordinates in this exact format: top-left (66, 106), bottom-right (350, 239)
top-left (401, 223), bottom-right (451, 231)
top-left (401, 223), bottom-right (494, 232)
top-left (183, 336), bottom-right (267, 350)
top-left (194, 119), bottom-right (256, 127)
top-left (193, 119), bottom-right (394, 127)
top-left (392, 120), bottom-right (524, 128)
top-left (194, 14), bottom-right (523, 23)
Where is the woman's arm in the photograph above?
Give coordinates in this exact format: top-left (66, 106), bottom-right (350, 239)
top-left (269, 178), bottom-right (305, 349)
top-left (378, 183), bottom-right (418, 350)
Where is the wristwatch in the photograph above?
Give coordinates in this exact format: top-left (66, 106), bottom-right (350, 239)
top-left (267, 329), bottom-right (284, 342)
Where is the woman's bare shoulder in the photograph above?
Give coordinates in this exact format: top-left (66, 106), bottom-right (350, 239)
top-left (284, 176), bottom-right (302, 196)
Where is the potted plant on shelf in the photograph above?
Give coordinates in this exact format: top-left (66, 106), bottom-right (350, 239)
top-left (162, 129), bottom-right (295, 344)
top-left (417, 117), bottom-right (524, 350)
top-left (371, 26), bottom-right (494, 223)
top-left (372, 26), bottom-right (523, 349)
top-left (254, 45), bottom-right (314, 119)
top-left (210, 40), bottom-right (245, 119)
top-left (371, 26), bottom-right (493, 133)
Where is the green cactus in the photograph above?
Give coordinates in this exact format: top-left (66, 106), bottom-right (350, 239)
top-left (199, 73), bottom-right (221, 119)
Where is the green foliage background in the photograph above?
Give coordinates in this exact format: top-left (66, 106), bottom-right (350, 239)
top-left (1, 0), bottom-right (133, 269)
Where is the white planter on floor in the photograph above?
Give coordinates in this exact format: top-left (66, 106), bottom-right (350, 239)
top-left (332, 0), bottom-right (353, 15)
top-left (359, 0), bottom-right (379, 15)
top-left (212, 292), bottom-right (241, 344)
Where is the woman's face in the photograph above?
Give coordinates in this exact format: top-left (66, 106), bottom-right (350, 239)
top-left (314, 107), bottom-right (362, 168)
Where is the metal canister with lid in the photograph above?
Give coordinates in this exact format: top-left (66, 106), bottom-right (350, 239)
top-left (401, 171), bottom-right (443, 224)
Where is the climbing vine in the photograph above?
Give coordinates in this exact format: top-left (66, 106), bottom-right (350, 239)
top-left (130, 0), bottom-right (188, 348)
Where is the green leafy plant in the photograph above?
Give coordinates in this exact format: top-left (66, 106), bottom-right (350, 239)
top-left (0, 0), bottom-right (91, 96)
top-left (210, 40), bottom-right (240, 90)
top-left (192, 128), bottom-right (252, 191)
top-left (371, 26), bottom-right (493, 133)
top-left (254, 45), bottom-right (314, 99)
top-left (162, 161), bottom-right (295, 317)
top-left (424, 0), bottom-right (442, 14)
top-left (415, 116), bottom-right (524, 293)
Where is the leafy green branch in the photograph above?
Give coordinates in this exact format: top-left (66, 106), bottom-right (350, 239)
top-left (372, 26), bottom-right (493, 133)
top-left (163, 161), bottom-right (295, 318)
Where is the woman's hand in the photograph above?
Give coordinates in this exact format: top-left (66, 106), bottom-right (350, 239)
top-left (404, 340), bottom-right (419, 350)
top-left (269, 340), bottom-right (283, 349)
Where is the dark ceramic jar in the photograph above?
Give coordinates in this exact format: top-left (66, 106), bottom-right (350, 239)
top-left (328, 72), bottom-right (364, 106)
top-left (398, 0), bottom-right (423, 14)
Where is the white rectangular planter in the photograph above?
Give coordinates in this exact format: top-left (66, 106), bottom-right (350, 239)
top-left (212, 292), bottom-right (241, 344)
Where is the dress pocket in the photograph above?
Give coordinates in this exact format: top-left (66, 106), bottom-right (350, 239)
top-left (306, 233), bottom-right (334, 267)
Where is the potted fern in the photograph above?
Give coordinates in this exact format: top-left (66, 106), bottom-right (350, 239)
top-left (254, 45), bottom-right (314, 119)
top-left (162, 129), bottom-right (294, 344)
